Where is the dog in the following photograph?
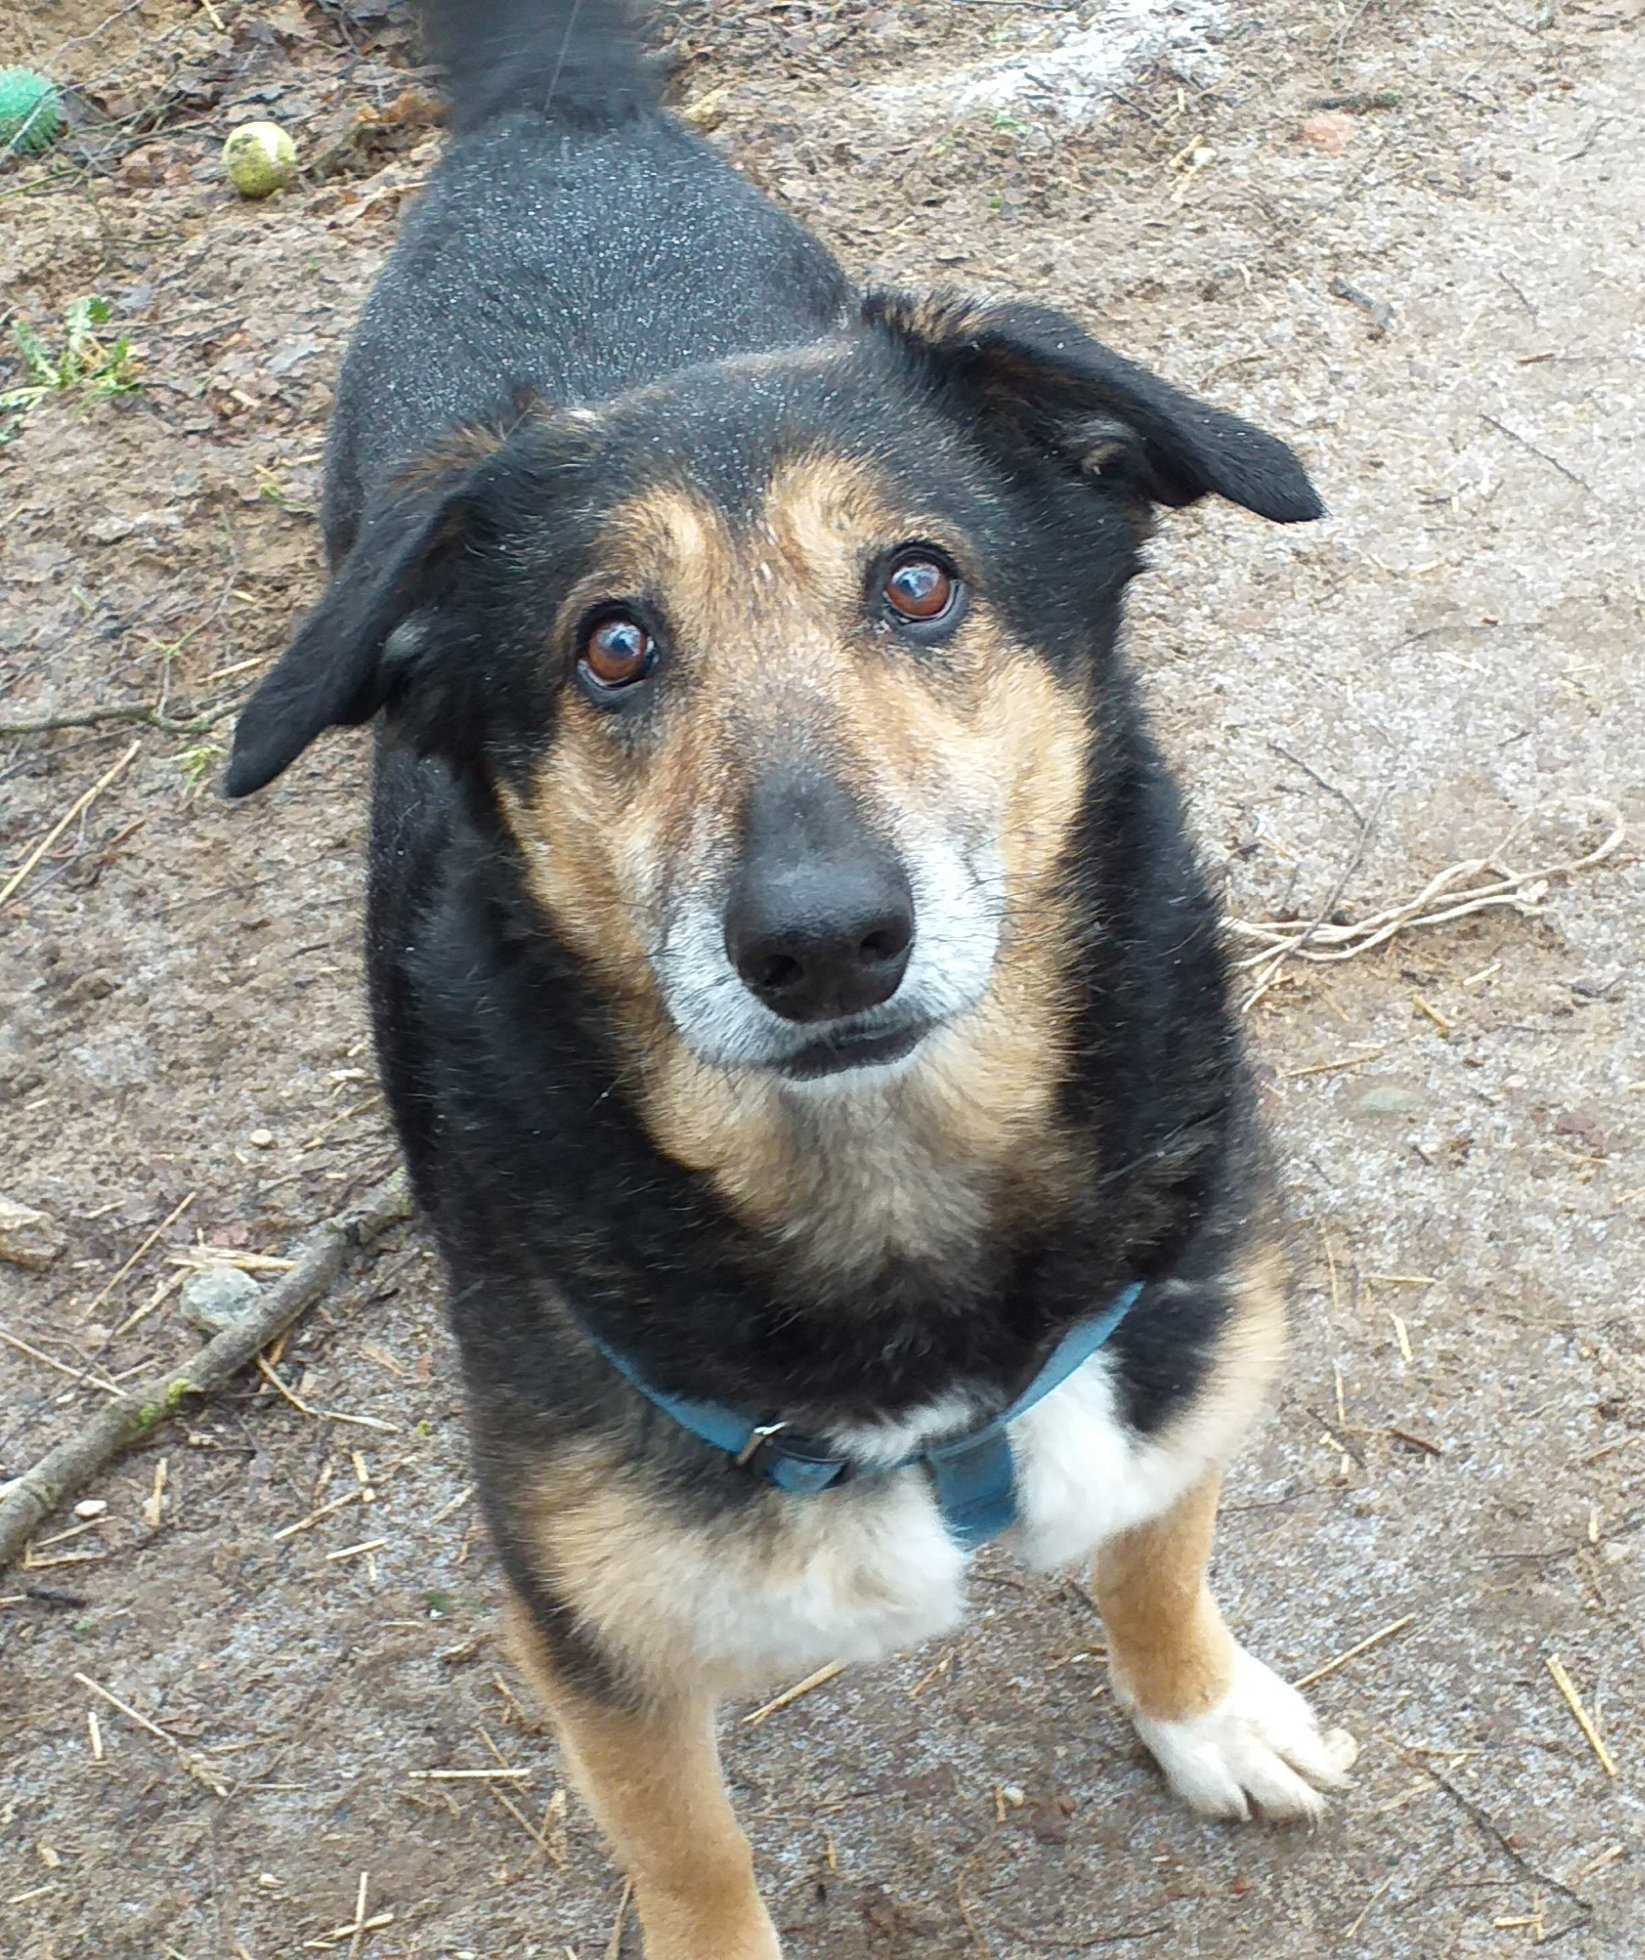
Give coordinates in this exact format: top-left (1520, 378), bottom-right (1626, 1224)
top-left (225, 3), bottom-right (1352, 1952)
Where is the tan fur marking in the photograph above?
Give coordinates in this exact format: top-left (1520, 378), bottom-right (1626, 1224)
top-left (391, 420), bottom-right (511, 497)
top-left (1094, 1241), bottom-right (1289, 1723)
top-left (1094, 1470), bottom-right (1235, 1723)
top-left (875, 290), bottom-right (999, 349)
top-left (504, 1594), bottom-right (780, 1960)
top-left (516, 1445), bottom-right (935, 1700)
top-left (1160, 1237), bottom-right (1289, 1465)
top-left (503, 482), bottom-right (748, 1018)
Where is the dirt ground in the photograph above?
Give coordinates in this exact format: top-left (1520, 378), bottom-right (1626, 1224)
top-left (2, 1), bottom-right (1641, 1954)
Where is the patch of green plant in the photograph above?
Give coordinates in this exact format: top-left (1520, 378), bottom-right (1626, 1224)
top-left (175, 741), bottom-right (225, 796)
top-left (1, 296), bottom-right (142, 441)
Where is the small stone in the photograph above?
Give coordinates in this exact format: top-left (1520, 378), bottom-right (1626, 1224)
top-left (0, 1194), bottom-right (65, 1270)
top-left (1352, 1083), bottom-right (1425, 1120)
top-left (1299, 111), bottom-right (1355, 154)
top-left (248, 1127), bottom-right (275, 1149)
top-left (181, 1265), bottom-right (262, 1335)
top-left (118, 144), bottom-right (168, 189)
top-left (73, 1499), bottom-right (108, 1520)
top-left (679, 86), bottom-right (730, 132)
top-left (1000, 1783), bottom-right (1026, 1807)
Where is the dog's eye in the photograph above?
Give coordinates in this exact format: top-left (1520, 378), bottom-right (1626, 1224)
top-left (883, 552), bottom-right (958, 624)
top-left (580, 614), bottom-right (656, 691)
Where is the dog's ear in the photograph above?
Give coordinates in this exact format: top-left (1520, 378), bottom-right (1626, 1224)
top-left (864, 290), bottom-right (1324, 524)
top-left (224, 470), bottom-right (489, 799)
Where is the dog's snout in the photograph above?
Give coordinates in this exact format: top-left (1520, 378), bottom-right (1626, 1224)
top-left (725, 771), bottom-right (915, 1024)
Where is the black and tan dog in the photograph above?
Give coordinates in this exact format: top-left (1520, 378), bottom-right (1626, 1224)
top-left (227, 2), bottom-right (1352, 1951)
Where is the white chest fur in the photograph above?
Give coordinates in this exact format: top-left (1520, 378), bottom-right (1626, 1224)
top-left (671, 1353), bottom-right (1228, 1691)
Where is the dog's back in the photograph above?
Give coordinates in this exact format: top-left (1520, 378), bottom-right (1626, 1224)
top-left (324, 0), bottom-right (850, 557)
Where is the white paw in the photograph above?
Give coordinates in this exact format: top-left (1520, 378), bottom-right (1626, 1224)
top-left (1115, 1647), bottom-right (1357, 1824)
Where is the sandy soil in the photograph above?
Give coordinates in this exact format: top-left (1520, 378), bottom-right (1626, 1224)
top-left (2, 1), bottom-right (1640, 1954)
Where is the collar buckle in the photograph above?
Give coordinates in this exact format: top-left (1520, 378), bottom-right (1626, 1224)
top-left (735, 1420), bottom-right (789, 1468)
top-left (741, 1425), bottom-right (855, 1494)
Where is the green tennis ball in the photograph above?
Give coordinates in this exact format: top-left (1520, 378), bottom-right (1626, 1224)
top-left (223, 120), bottom-right (297, 199)
top-left (0, 68), bottom-right (64, 157)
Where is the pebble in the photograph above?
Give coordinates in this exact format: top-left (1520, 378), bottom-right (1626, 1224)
top-left (1353, 1083), bottom-right (1426, 1119)
top-left (73, 1499), bottom-right (108, 1520)
top-left (0, 1194), bottom-right (65, 1271)
top-left (182, 1265), bottom-right (262, 1335)
top-left (679, 86), bottom-right (730, 132)
top-left (248, 1127), bottom-right (275, 1149)
top-left (1299, 110), bottom-right (1356, 154)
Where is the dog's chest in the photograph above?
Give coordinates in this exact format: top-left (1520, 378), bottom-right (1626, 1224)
top-left (682, 1355), bottom-right (1203, 1688)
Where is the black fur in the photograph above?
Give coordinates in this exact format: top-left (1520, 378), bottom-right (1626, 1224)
top-left (226, 0), bottom-right (1319, 1684)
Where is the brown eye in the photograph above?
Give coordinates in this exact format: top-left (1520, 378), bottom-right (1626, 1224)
top-left (884, 553), bottom-right (957, 624)
top-left (580, 614), bottom-right (655, 690)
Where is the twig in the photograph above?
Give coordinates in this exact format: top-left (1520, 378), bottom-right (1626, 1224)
top-left (0, 1177), bottom-right (412, 1571)
top-left (0, 739), bottom-right (138, 908)
top-left (1241, 782), bottom-right (1391, 1006)
top-left (1306, 90), bottom-right (1402, 112)
top-left (1266, 740), bottom-right (1367, 829)
top-left (1388, 1427), bottom-right (1444, 1457)
top-left (0, 695), bottom-right (244, 740)
top-left (1332, 0), bottom-right (1379, 78)
top-left (1329, 276), bottom-right (1394, 335)
top-left (1293, 1613), bottom-right (1415, 1689)
top-left (604, 1877), bottom-right (633, 1960)
top-left (0, 1325), bottom-right (124, 1397)
top-left (74, 1671), bottom-right (229, 1796)
top-left (742, 1659), bottom-right (848, 1726)
top-left (1341, 1871), bottom-right (1397, 1942)
top-left (1233, 803), bottom-right (1623, 1005)
top-left (83, 1192), bottom-right (195, 1320)
top-left (406, 1767), bottom-right (533, 1781)
top-left (254, 1352), bottom-right (399, 1433)
top-left (1545, 1657), bottom-right (1617, 1779)
top-left (1480, 414), bottom-right (1594, 492)
top-left (1283, 1044), bottom-right (1392, 1080)
top-left (347, 1871), bottom-right (371, 1960)
top-left (1408, 1747), bottom-right (1593, 1941)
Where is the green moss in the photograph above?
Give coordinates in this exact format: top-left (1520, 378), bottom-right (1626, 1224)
top-left (135, 1378), bottom-right (197, 1433)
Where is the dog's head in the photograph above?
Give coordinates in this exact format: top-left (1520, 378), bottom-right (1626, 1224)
top-left (228, 294), bottom-right (1320, 1088)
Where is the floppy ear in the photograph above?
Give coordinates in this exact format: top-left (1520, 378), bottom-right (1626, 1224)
top-left (223, 481), bottom-right (479, 799)
top-left (864, 290), bottom-right (1324, 524)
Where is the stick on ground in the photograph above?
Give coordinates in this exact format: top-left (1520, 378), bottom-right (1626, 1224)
top-left (0, 1175), bottom-right (412, 1571)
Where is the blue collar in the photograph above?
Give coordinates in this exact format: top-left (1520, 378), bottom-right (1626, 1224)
top-left (582, 1281), bottom-right (1142, 1550)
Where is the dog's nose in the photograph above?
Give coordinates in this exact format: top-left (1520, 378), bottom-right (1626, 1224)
top-left (726, 869), bottom-right (914, 1023)
top-left (725, 771), bottom-right (915, 1024)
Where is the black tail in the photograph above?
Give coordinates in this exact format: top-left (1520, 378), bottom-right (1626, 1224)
top-left (417, 0), bottom-right (662, 133)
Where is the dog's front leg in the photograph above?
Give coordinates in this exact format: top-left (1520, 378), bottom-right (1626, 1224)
top-left (506, 1598), bottom-right (782, 1959)
top-left (1095, 1472), bottom-right (1356, 1822)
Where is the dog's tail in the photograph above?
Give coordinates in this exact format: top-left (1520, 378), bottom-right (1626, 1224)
top-left (417, 0), bottom-right (662, 134)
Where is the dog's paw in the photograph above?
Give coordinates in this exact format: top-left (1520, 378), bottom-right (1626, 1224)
top-left (1116, 1646), bottom-right (1357, 1824)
